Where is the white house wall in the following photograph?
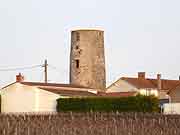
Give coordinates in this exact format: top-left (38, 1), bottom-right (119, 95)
top-left (1, 83), bottom-right (60, 113)
top-left (36, 89), bottom-right (60, 112)
top-left (106, 80), bottom-right (137, 93)
top-left (139, 89), bottom-right (158, 97)
top-left (1, 83), bottom-right (36, 112)
top-left (163, 103), bottom-right (180, 114)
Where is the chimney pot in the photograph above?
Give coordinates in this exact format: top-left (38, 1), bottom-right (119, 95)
top-left (16, 73), bottom-right (24, 82)
top-left (157, 74), bottom-right (162, 90)
top-left (157, 74), bottom-right (161, 80)
top-left (138, 72), bottom-right (146, 79)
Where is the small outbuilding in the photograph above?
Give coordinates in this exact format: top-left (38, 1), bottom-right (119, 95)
top-left (0, 73), bottom-right (98, 113)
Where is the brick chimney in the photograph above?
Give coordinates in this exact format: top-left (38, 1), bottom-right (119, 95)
top-left (138, 72), bottom-right (146, 79)
top-left (157, 74), bottom-right (162, 90)
top-left (16, 73), bottom-right (24, 82)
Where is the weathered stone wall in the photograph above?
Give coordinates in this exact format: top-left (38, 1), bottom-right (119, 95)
top-left (0, 112), bottom-right (180, 135)
top-left (70, 30), bottom-right (106, 90)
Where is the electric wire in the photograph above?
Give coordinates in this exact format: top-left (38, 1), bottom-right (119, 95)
top-left (0, 65), bottom-right (43, 71)
top-left (48, 64), bottom-right (60, 71)
top-left (48, 64), bottom-right (68, 74)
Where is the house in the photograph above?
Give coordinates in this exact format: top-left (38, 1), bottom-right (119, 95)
top-left (0, 73), bottom-right (98, 113)
top-left (167, 83), bottom-right (180, 103)
top-left (163, 83), bottom-right (180, 114)
top-left (107, 72), bottom-right (180, 100)
top-left (1, 73), bottom-right (140, 113)
top-left (161, 82), bottom-right (180, 114)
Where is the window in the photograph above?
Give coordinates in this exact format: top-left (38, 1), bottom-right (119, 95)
top-left (98, 32), bottom-right (102, 37)
top-left (75, 60), bottom-right (79, 68)
top-left (75, 46), bottom-right (79, 49)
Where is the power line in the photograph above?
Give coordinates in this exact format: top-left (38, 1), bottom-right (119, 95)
top-left (0, 65), bottom-right (42, 71)
top-left (48, 64), bottom-right (60, 71)
top-left (48, 64), bottom-right (68, 74)
top-left (48, 64), bottom-right (68, 82)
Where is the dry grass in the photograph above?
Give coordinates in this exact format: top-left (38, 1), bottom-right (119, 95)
top-left (0, 112), bottom-right (179, 135)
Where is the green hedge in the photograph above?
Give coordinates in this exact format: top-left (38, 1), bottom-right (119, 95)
top-left (56, 95), bottom-right (159, 112)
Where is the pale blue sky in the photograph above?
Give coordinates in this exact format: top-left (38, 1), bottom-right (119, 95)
top-left (0, 0), bottom-right (180, 87)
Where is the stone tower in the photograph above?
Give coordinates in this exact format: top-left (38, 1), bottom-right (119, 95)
top-left (70, 29), bottom-right (106, 90)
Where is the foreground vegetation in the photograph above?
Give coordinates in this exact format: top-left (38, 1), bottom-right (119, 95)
top-left (57, 95), bottom-right (159, 112)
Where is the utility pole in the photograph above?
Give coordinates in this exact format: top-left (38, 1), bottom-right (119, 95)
top-left (44, 59), bottom-right (48, 83)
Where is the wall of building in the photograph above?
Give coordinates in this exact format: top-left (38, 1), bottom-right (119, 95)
top-left (139, 89), bottom-right (158, 97)
top-left (106, 80), bottom-right (137, 92)
top-left (159, 90), bottom-right (169, 99)
top-left (70, 30), bottom-right (106, 90)
top-left (107, 80), bottom-right (159, 97)
top-left (1, 83), bottom-right (36, 112)
top-left (37, 89), bottom-right (60, 112)
top-left (164, 103), bottom-right (180, 114)
top-left (1, 83), bottom-right (60, 112)
top-left (0, 113), bottom-right (179, 135)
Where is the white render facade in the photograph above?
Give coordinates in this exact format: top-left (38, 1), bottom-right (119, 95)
top-left (1, 83), bottom-right (60, 113)
top-left (163, 103), bottom-right (180, 114)
top-left (106, 79), bottom-right (138, 93)
top-left (106, 79), bottom-right (159, 97)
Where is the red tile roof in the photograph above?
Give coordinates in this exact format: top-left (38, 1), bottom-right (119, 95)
top-left (121, 77), bottom-right (156, 89)
top-left (39, 87), bottom-right (97, 97)
top-left (20, 82), bottom-right (98, 96)
top-left (21, 82), bottom-right (88, 88)
top-left (109, 77), bottom-right (180, 90)
top-left (150, 79), bottom-right (180, 90)
top-left (1, 81), bottom-right (98, 97)
top-left (167, 82), bottom-right (180, 94)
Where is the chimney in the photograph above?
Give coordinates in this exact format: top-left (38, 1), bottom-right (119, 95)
top-left (138, 72), bottom-right (146, 79)
top-left (16, 73), bottom-right (24, 82)
top-left (157, 74), bottom-right (162, 90)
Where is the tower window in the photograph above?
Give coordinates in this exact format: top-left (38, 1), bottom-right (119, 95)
top-left (98, 32), bottom-right (102, 37)
top-left (75, 46), bottom-right (79, 49)
top-left (75, 60), bottom-right (79, 68)
top-left (76, 32), bottom-right (80, 41)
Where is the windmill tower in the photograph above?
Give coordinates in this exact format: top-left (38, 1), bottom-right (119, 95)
top-left (70, 29), bottom-right (106, 90)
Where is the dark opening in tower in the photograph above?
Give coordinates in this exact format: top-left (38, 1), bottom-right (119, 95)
top-left (75, 59), bottom-right (79, 68)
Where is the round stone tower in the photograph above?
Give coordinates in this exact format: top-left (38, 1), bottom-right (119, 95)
top-left (70, 29), bottom-right (106, 90)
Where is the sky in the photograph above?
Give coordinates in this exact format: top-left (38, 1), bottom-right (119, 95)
top-left (0, 0), bottom-right (180, 87)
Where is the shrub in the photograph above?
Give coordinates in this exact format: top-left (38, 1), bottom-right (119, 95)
top-left (56, 95), bottom-right (159, 112)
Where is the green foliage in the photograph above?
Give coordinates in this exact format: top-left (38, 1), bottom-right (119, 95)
top-left (56, 95), bottom-right (159, 112)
